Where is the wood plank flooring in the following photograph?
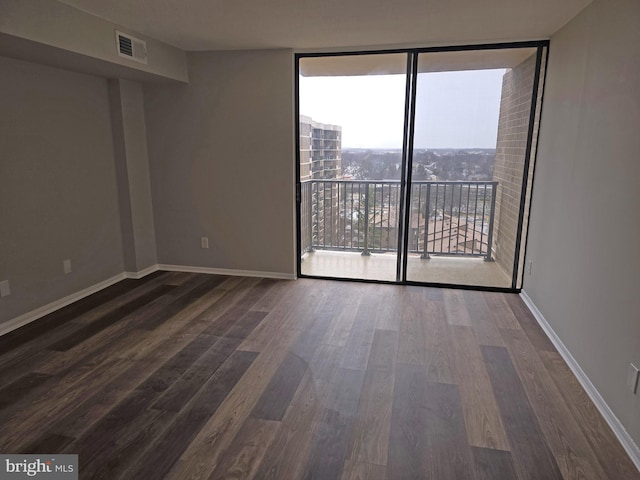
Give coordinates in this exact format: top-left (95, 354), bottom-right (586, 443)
top-left (0, 271), bottom-right (637, 480)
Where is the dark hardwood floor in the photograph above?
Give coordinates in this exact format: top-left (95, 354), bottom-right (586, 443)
top-left (0, 271), bottom-right (637, 479)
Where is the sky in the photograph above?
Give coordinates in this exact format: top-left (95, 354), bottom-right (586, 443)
top-left (299, 69), bottom-right (506, 149)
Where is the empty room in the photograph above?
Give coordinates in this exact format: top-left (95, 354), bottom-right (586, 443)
top-left (0, 0), bottom-right (639, 478)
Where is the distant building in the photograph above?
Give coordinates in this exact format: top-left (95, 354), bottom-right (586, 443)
top-left (300, 115), bottom-right (343, 252)
top-left (299, 115), bottom-right (342, 180)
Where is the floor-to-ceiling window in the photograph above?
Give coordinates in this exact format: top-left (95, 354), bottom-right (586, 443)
top-left (297, 42), bottom-right (547, 291)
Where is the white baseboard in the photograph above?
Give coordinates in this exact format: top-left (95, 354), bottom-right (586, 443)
top-left (0, 273), bottom-right (126, 337)
top-left (125, 264), bottom-right (159, 279)
top-left (1, 264), bottom-right (296, 338)
top-left (157, 264), bottom-right (296, 280)
top-left (520, 291), bottom-right (640, 471)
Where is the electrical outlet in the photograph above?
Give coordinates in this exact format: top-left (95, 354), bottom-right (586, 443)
top-left (63, 259), bottom-right (72, 274)
top-left (0, 280), bottom-right (10, 298)
top-left (628, 364), bottom-right (639, 394)
top-left (201, 237), bottom-right (209, 249)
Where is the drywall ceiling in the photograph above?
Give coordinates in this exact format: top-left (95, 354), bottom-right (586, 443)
top-left (55, 0), bottom-right (592, 51)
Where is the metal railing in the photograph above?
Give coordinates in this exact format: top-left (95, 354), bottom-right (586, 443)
top-left (301, 180), bottom-right (497, 260)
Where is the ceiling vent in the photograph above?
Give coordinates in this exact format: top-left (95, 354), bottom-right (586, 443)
top-left (115, 30), bottom-right (147, 64)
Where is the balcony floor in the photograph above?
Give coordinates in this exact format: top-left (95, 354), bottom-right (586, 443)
top-left (301, 250), bottom-right (511, 288)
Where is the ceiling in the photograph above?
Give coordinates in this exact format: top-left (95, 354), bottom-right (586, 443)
top-left (56, 0), bottom-right (592, 52)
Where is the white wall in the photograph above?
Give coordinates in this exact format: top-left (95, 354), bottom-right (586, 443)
top-left (525, 0), bottom-right (640, 447)
top-left (0, 56), bottom-right (125, 326)
top-left (144, 49), bottom-right (296, 277)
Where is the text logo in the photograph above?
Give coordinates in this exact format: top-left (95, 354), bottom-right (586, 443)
top-left (0, 455), bottom-right (77, 480)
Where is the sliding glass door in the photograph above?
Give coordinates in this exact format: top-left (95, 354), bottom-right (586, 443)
top-left (297, 43), bottom-right (547, 290)
top-left (404, 48), bottom-right (543, 288)
top-left (298, 53), bottom-right (408, 281)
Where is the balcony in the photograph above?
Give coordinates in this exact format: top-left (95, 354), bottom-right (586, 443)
top-left (300, 179), bottom-right (510, 286)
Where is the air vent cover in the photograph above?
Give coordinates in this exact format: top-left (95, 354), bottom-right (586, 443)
top-left (115, 31), bottom-right (147, 64)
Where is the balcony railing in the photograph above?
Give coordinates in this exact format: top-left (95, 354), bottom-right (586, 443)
top-left (301, 180), bottom-right (498, 260)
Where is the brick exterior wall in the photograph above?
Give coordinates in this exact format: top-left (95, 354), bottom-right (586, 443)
top-left (492, 52), bottom-right (545, 285)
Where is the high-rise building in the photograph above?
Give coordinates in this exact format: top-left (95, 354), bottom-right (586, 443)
top-left (299, 115), bottom-right (343, 252)
top-left (299, 115), bottom-right (342, 180)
